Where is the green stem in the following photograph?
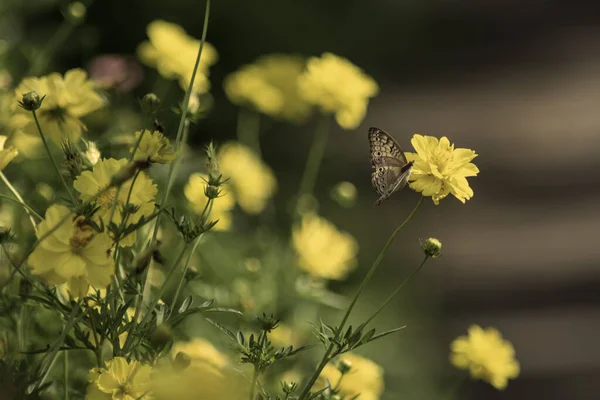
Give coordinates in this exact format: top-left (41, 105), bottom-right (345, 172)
top-left (237, 108), bottom-right (261, 157)
top-left (249, 367), bottom-right (259, 400)
top-left (171, 236), bottom-right (202, 313)
top-left (0, 191), bottom-right (42, 223)
top-left (297, 196), bottom-right (425, 400)
top-left (29, 22), bottom-right (74, 76)
top-left (0, 172), bottom-right (40, 231)
top-left (35, 300), bottom-right (82, 391)
top-left (63, 351), bottom-right (69, 400)
top-left (296, 116), bottom-right (330, 203)
top-left (31, 110), bottom-right (75, 204)
top-left (362, 255), bottom-right (429, 327)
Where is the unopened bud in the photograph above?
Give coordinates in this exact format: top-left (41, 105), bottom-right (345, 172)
top-left (142, 93), bottom-right (161, 114)
top-left (172, 351), bottom-right (191, 371)
top-left (337, 359), bottom-right (352, 375)
top-left (422, 237), bottom-right (442, 258)
top-left (204, 184), bottom-right (220, 199)
top-left (330, 181), bottom-right (357, 208)
top-left (20, 91), bottom-right (43, 111)
top-left (65, 1), bottom-right (86, 25)
top-left (282, 381), bottom-right (297, 394)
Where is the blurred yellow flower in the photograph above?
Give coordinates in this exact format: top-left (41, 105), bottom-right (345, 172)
top-left (184, 173), bottom-right (234, 231)
top-left (137, 20), bottom-right (218, 93)
top-left (86, 357), bottom-right (153, 400)
top-left (405, 134), bottom-right (479, 205)
top-left (317, 353), bottom-right (384, 400)
top-left (10, 69), bottom-right (104, 143)
top-left (73, 158), bottom-right (157, 246)
top-left (450, 325), bottom-right (520, 390)
top-left (298, 53), bottom-right (378, 129)
top-left (172, 337), bottom-right (229, 370)
top-left (269, 324), bottom-right (300, 349)
top-left (28, 205), bottom-right (114, 298)
top-left (131, 130), bottom-right (176, 164)
top-left (218, 142), bottom-right (277, 214)
top-left (293, 214), bottom-right (358, 280)
top-left (0, 135), bottom-right (17, 170)
top-left (224, 54), bottom-right (312, 122)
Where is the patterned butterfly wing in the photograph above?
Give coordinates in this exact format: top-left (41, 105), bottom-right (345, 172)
top-left (368, 127), bottom-right (413, 204)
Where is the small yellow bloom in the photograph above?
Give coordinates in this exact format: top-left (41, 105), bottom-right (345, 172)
top-left (184, 173), bottom-right (235, 231)
top-left (405, 134), bottom-right (479, 205)
top-left (137, 20), bottom-right (218, 94)
top-left (73, 158), bottom-right (157, 246)
top-left (298, 53), bottom-right (378, 129)
top-left (293, 214), bottom-right (358, 280)
top-left (86, 357), bottom-right (153, 400)
top-left (131, 130), bottom-right (176, 164)
top-left (450, 325), bottom-right (520, 390)
top-left (224, 54), bottom-right (312, 122)
top-left (0, 135), bottom-right (17, 170)
top-left (28, 205), bottom-right (114, 298)
top-left (317, 353), bottom-right (384, 400)
top-left (218, 142), bottom-right (277, 214)
top-left (11, 69), bottom-right (104, 144)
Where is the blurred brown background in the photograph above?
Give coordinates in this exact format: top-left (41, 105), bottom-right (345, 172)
top-left (8, 0), bottom-right (600, 398)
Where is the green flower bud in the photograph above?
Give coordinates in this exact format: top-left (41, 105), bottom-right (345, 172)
top-left (142, 93), bottom-right (161, 114)
top-left (330, 181), bottom-right (357, 208)
top-left (172, 351), bottom-right (191, 371)
top-left (422, 237), bottom-right (442, 258)
top-left (204, 184), bottom-right (220, 199)
top-left (337, 359), bottom-right (352, 375)
top-left (19, 91), bottom-right (43, 111)
top-left (281, 381), bottom-right (297, 394)
top-left (65, 1), bottom-right (86, 25)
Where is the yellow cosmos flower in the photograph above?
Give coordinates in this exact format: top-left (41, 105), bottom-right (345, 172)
top-left (28, 205), bottom-right (114, 298)
top-left (317, 354), bottom-right (384, 400)
top-left (86, 357), bottom-right (153, 400)
top-left (10, 69), bottom-right (104, 144)
top-left (137, 20), bottom-right (218, 93)
top-left (224, 54), bottom-right (312, 122)
top-left (218, 142), bottom-right (277, 215)
top-left (298, 53), bottom-right (378, 129)
top-left (131, 130), bottom-right (176, 164)
top-left (405, 134), bottom-right (479, 205)
top-left (0, 135), bottom-right (17, 170)
top-left (184, 173), bottom-right (234, 231)
top-left (450, 325), bottom-right (520, 390)
top-left (73, 158), bottom-right (158, 246)
top-left (292, 214), bottom-right (358, 280)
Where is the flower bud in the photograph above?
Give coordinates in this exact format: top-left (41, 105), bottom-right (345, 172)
top-left (141, 93), bottom-right (161, 114)
top-left (20, 91), bottom-right (43, 111)
top-left (330, 181), bottom-right (357, 208)
top-left (281, 381), bottom-right (297, 394)
top-left (149, 324), bottom-right (172, 349)
top-left (204, 184), bottom-right (220, 199)
top-left (337, 359), bottom-right (352, 375)
top-left (65, 1), bottom-right (86, 25)
top-left (172, 351), bottom-right (191, 371)
top-left (422, 237), bottom-right (442, 258)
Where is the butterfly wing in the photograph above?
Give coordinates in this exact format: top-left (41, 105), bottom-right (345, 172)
top-left (368, 127), bottom-right (413, 204)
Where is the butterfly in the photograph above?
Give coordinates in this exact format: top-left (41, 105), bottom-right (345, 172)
top-left (368, 127), bottom-right (414, 205)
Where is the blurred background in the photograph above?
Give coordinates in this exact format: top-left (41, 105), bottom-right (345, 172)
top-left (2, 0), bottom-right (600, 399)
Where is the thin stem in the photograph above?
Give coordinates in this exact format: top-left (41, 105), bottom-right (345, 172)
top-left (171, 235), bottom-right (202, 311)
top-left (29, 22), bottom-right (74, 76)
top-left (296, 116), bottom-right (330, 202)
top-left (0, 173), bottom-right (39, 231)
top-left (63, 351), bottom-right (69, 400)
top-left (31, 110), bottom-right (75, 204)
top-left (362, 255), bottom-right (430, 327)
top-left (297, 196), bottom-right (425, 400)
top-left (249, 367), bottom-right (259, 400)
top-left (237, 108), bottom-right (262, 157)
top-left (35, 300), bottom-right (83, 391)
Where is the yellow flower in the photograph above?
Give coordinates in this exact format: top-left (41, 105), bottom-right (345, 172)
top-left (317, 353), bottom-right (384, 400)
top-left (131, 130), bottom-right (176, 164)
top-left (28, 205), bottom-right (114, 298)
top-left (86, 357), bottom-right (153, 400)
top-left (137, 20), bottom-right (218, 93)
top-left (184, 173), bottom-right (234, 231)
top-left (292, 214), bottom-right (358, 280)
top-left (269, 324), bottom-right (300, 349)
top-left (10, 69), bottom-right (104, 144)
top-left (405, 134), bottom-right (479, 205)
top-left (298, 53), bottom-right (378, 129)
top-left (172, 338), bottom-right (229, 370)
top-left (224, 54), bottom-right (311, 122)
top-left (218, 142), bottom-right (277, 214)
top-left (0, 135), bottom-right (17, 170)
top-left (73, 158), bottom-right (158, 246)
top-left (450, 325), bottom-right (520, 390)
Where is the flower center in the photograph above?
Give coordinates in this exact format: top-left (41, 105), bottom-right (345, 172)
top-left (430, 148), bottom-right (452, 168)
top-left (96, 187), bottom-right (118, 209)
top-left (116, 383), bottom-right (133, 397)
top-left (69, 218), bottom-right (95, 253)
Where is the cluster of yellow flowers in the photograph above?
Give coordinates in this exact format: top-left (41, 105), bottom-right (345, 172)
top-left (137, 20), bottom-right (218, 94)
top-left (317, 353), bottom-right (384, 400)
